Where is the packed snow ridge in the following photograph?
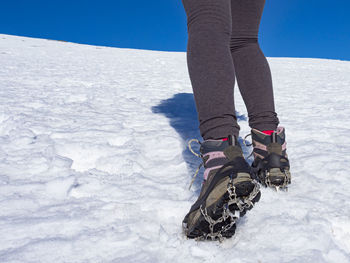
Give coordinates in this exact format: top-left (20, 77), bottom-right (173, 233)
top-left (0, 34), bottom-right (350, 263)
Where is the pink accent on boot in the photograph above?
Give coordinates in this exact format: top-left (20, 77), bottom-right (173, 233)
top-left (203, 151), bottom-right (226, 163)
top-left (253, 140), bottom-right (268, 151)
top-left (276, 127), bottom-right (287, 150)
top-left (281, 142), bottom-right (287, 151)
top-left (276, 126), bottom-right (285, 134)
top-left (203, 165), bottom-right (223, 180)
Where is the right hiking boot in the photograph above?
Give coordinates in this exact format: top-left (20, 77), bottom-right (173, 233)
top-left (250, 127), bottom-right (291, 189)
top-left (183, 135), bottom-right (260, 240)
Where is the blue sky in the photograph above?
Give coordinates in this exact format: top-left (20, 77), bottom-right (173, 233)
top-left (1, 0), bottom-right (349, 60)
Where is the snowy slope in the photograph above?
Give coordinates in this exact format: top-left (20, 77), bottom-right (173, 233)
top-left (0, 34), bottom-right (350, 263)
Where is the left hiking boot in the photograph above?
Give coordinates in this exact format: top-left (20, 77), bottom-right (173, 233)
top-left (183, 135), bottom-right (260, 240)
top-left (250, 127), bottom-right (291, 190)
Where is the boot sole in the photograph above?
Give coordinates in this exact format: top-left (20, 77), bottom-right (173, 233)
top-left (183, 174), bottom-right (261, 240)
top-left (257, 168), bottom-right (291, 189)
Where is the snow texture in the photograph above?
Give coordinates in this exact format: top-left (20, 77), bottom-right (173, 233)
top-left (0, 34), bottom-right (350, 263)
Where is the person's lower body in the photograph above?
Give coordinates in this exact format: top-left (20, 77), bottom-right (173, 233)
top-left (182, 0), bottom-right (278, 139)
top-left (181, 0), bottom-right (291, 239)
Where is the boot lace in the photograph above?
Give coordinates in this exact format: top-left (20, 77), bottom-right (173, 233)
top-left (187, 138), bottom-right (203, 190)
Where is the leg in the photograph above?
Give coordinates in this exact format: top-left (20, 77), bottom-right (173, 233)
top-left (181, 0), bottom-right (261, 240)
top-left (230, 0), bottom-right (291, 189)
top-left (230, 0), bottom-right (279, 131)
top-left (182, 0), bottom-right (239, 140)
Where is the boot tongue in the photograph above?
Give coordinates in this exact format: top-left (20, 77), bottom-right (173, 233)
top-left (220, 134), bottom-right (241, 160)
top-left (223, 144), bottom-right (243, 161)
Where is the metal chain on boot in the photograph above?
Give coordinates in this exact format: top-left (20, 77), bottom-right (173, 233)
top-left (264, 170), bottom-right (290, 191)
top-left (187, 138), bottom-right (261, 240)
top-left (199, 203), bottom-right (239, 241)
top-left (227, 179), bottom-right (260, 212)
top-left (198, 178), bottom-right (260, 241)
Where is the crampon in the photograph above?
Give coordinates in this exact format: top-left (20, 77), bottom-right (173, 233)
top-left (183, 135), bottom-right (261, 240)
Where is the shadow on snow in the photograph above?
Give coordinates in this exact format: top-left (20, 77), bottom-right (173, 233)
top-left (152, 92), bottom-right (250, 192)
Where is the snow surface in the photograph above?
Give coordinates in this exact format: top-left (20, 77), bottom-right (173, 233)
top-left (0, 34), bottom-right (350, 263)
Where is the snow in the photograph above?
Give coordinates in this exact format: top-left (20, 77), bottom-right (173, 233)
top-left (1, 34), bottom-right (350, 262)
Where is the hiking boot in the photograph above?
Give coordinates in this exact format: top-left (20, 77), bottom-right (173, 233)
top-left (250, 127), bottom-right (291, 189)
top-left (183, 135), bottom-right (260, 240)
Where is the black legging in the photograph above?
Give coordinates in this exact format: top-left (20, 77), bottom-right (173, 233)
top-left (182, 0), bottom-right (279, 140)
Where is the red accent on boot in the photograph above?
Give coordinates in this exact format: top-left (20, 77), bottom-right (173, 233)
top-left (262, 130), bottom-right (275, 135)
top-left (221, 138), bottom-right (228, 141)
